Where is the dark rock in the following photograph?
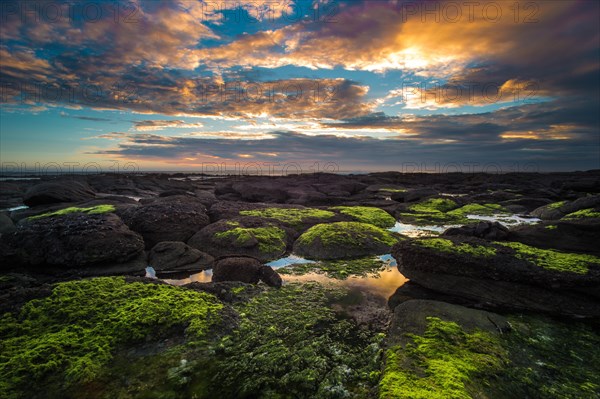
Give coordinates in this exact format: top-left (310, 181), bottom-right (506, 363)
top-left (0, 212), bottom-right (16, 234)
top-left (395, 271), bottom-right (600, 318)
top-left (158, 189), bottom-right (195, 197)
top-left (387, 300), bottom-right (510, 346)
top-left (531, 194), bottom-right (600, 220)
top-left (443, 221), bottom-right (509, 240)
top-left (507, 219), bottom-right (600, 255)
top-left (212, 256), bottom-right (282, 287)
top-left (23, 181), bottom-right (96, 206)
top-left (395, 188), bottom-right (438, 202)
top-left (2, 213), bottom-right (144, 269)
top-left (388, 281), bottom-right (475, 310)
top-left (148, 241), bottom-right (214, 273)
top-left (119, 195), bottom-right (210, 248)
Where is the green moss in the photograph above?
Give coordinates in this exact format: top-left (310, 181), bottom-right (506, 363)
top-left (379, 317), bottom-right (508, 399)
top-left (562, 208), bottom-right (600, 219)
top-left (495, 315), bottom-right (600, 399)
top-left (298, 222), bottom-right (400, 248)
top-left (209, 283), bottom-right (384, 398)
top-left (547, 201), bottom-right (567, 209)
top-left (447, 203), bottom-right (508, 217)
top-left (417, 238), bottom-right (497, 257)
top-left (279, 257), bottom-right (388, 279)
top-left (239, 207), bottom-right (335, 227)
top-left (545, 225), bottom-right (558, 230)
top-left (27, 205), bottom-right (116, 220)
top-left (330, 206), bottom-right (396, 228)
top-left (215, 224), bottom-right (287, 254)
top-left (408, 198), bottom-right (458, 214)
top-left (0, 277), bottom-right (222, 398)
top-left (495, 241), bottom-right (600, 274)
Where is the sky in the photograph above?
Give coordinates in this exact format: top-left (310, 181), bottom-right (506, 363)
top-left (1, 0), bottom-right (599, 174)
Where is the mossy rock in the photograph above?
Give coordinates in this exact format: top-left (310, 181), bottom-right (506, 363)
top-left (329, 206), bottom-right (396, 228)
top-left (0, 277), bottom-right (224, 399)
top-left (293, 222), bottom-right (402, 260)
top-left (26, 204), bottom-right (116, 220)
top-left (393, 237), bottom-right (600, 293)
top-left (399, 200), bottom-right (508, 226)
top-left (278, 256), bottom-right (389, 279)
top-left (188, 217), bottom-right (292, 262)
top-left (381, 300), bottom-right (600, 399)
top-left (238, 206), bottom-right (337, 230)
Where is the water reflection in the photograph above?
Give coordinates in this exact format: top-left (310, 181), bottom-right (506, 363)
top-left (266, 255), bottom-right (316, 268)
top-left (466, 214), bottom-right (541, 226)
top-left (387, 221), bottom-right (458, 237)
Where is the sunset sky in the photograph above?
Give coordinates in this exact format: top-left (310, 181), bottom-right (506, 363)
top-left (1, 0), bottom-right (599, 173)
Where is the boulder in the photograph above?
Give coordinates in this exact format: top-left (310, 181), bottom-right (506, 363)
top-left (188, 217), bottom-right (291, 262)
top-left (0, 212), bottom-right (16, 234)
top-left (392, 237), bottom-right (600, 317)
top-left (212, 256), bottom-right (282, 287)
top-left (443, 221), bottom-right (509, 240)
top-left (23, 181), bottom-right (96, 206)
top-left (293, 221), bottom-right (400, 260)
top-left (119, 195), bottom-right (210, 248)
top-left (387, 300), bottom-right (510, 346)
top-left (148, 241), bottom-right (214, 273)
top-left (2, 212), bottom-right (145, 270)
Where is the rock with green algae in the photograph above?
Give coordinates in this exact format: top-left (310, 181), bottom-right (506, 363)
top-left (278, 256), bottom-right (389, 279)
top-left (0, 277), bottom-right (224, 399)
top-left (329, 206), bottom-right (396, 228)
top-left (293, 221), bottom-right (402, 260)
top-left (392, 237), bottom-right (600, 316)
top-left (26, 204), bottom-right (116, 220)
top-left (188, 217), bottom-right (292, 262)
top-left (381, 300), bottom-right (600, 399)
top-left (399, 199), bottom-right (509, 226)
top-left (238, 206), bottom-right (336, 229)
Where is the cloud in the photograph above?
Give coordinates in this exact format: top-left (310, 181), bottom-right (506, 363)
top-left (132, 120), bottom-right (204, 131)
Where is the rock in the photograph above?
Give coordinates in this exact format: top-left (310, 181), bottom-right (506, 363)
top-left (158, 189), bottom-right (195, 197)
top-left (188, 217), bottom-right (291, 262)
top-left (231, 181), bottom-right (289, 203)
top-left (148, 241), bottom-right (214, 273)
top-left (387, 281), bottom-right (475, 310)
top-left (387, 300), bottom-right (510, 346)
top-left (508, 219), bottom-right (600, 255)
top-left (119, 195), bottom-right (210, 248)
top-left (396, 271), bottom-right (600, 318)
top-left (392, 237), bottom-right (600, 317)
top-left (0, 212), bottom-right (16, 234)
top-left (23, 181), bottom-right (96, 206)
top-left (397, 188), bottom-right (438, 202)
top-left (212, 256), bottom-right (282, 287)
top-left (443, 221), bottom-right (509, 240)
top-left (2, 212), bottom-right (145, 271)
top-left (194, 190), bottom-right (218, 207)
top-left (293, 221), bottom-right (400, 260)
top-left (531, 195), bottom-right (600, 220)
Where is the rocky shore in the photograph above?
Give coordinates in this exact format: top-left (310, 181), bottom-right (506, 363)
top-left (1, 171), bottom-right (599, 398)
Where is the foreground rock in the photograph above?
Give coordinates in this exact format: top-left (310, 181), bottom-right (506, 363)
top-left (119, 195), bottom-right (210, 248)
top-left (212, 256), bottom-right (282, 287)
top-left (188, 217), bottom-right (292, 262)
top-left (293, 221), bottom-right (400, 260)
top-left (392, 237), bottom-right (600, 317)
top-left (1, 212), bottom-right (145, 275)
top-left (23, 181), bottom-right (96, 206)
top-left (148, 241), bottom-right (214, 273)
top-left (443, 221), bottom-right (509, 240)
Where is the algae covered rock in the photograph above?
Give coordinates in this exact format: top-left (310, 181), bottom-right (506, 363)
top-left (294, 221), bottom-right (401, 260)
top-left (0, 277), bottom-right (224, 399)
top-left (392, 237), bottom-right (600, 316)
top-left (329, 206), bottom-right (396, 228)
top-left (188, 217), bottom-right (291, 262)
